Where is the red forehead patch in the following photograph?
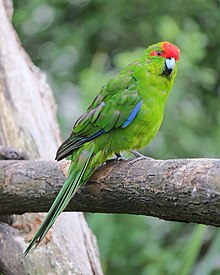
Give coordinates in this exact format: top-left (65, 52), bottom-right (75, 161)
top-left (162, 42), bottom-right (180, 61)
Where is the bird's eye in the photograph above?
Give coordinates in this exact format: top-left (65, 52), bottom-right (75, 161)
top-left (150, 51), bottom-right (163, 57)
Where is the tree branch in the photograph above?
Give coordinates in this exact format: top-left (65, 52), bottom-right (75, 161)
top-left (1, 157), bottom-right (220, 226)
top-left (0, 145), bottom-right (29, 160)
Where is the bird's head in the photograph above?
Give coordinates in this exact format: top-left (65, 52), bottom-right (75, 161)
top-left (146, 41), bottom-right (180, 77)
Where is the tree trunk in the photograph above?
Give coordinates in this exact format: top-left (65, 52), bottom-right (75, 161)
top-left (0, 1), bottom-right (103, 274)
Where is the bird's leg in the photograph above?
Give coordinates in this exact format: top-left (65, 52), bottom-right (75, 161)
top-left (130, 149), bottom-right (153, 160)
top-left (105, 152), bottom-right (126, 164)
top-left (130, 149), bottom-right (145, 158)
top-left (115, 152), bottom-right (126, 161)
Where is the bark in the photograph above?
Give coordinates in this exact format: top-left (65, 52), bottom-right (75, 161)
top-left (0, 1), bottom-right (103, 274)
top-left (0, 157), bottom-right (220, 227)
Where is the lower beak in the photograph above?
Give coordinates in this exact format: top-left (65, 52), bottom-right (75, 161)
top-left (163, 57), bottom-right (175, 75)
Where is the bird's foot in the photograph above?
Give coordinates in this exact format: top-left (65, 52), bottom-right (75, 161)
top-left (115, 152), bottom-right (126, 161)
top-left (105, 152), bottom-right (126, 164)
top-left (130, 149), bottom-right (153, 160)
top-left (129, 150), bottom-right (154, 164)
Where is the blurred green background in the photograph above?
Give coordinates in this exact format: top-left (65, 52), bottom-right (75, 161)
top-left (13, 0), bottom-right (220, 274)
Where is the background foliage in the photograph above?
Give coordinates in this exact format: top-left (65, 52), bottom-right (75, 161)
top-left (13, 0), bottom-right (220, 274)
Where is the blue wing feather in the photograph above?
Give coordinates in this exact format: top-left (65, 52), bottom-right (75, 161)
top-left (122, 101), bottom-right (142, 128)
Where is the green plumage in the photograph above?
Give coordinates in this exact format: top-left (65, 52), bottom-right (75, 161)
top-left (24, 41), bottom-right (180, 256)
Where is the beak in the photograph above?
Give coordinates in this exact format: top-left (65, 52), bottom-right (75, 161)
top-left (163, 57), bottom-right (175, 76)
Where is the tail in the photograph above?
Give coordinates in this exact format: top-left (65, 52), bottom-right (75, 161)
top-left (23, 145), bottom-right (95, 256)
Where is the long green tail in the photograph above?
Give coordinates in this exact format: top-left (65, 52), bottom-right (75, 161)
top-left (23, 146), bottom-right (94, 256)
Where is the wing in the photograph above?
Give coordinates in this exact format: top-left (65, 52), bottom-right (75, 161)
top-left (56, 69), bottom-right (142, 161)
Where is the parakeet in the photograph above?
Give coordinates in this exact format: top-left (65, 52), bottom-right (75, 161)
top-left (24, 41), bottom-right (180, 256)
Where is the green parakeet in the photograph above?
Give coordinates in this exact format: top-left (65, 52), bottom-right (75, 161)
top-left (24, 41), bottom-right (180, 256)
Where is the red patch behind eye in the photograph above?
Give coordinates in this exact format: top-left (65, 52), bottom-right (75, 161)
top-left (150, 42), bottom-right (180, 61)
top-left (150, 51), bottom-right (159, 57)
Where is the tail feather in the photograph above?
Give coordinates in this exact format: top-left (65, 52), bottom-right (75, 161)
top-left (23, 147), bottom-right (94, 256)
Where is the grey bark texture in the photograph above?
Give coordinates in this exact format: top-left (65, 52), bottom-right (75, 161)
top-left (0, 157), bottom-right (220, 227)
top-left (0, 1), bottom-right (103, 274)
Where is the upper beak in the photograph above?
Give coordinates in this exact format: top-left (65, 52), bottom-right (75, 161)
top-left (163, 57), bottom-right (175, 76)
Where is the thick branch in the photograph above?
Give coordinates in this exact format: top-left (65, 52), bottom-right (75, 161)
top-left (1, 157), bottom-right (220, 226)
